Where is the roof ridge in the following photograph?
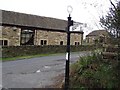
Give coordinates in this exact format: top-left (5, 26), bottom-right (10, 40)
top-left (1, 9), bottom-right (67, 22)
top-left (1, 10), bottom-right (67, 31)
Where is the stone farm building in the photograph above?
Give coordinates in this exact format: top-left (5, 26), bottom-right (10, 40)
top-left (85, 30), bottom-right (111, 44)
top-left (0, 10), bottom-right (84, 46)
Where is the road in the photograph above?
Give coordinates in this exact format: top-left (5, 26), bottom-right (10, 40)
top-left (2, 51), bottom-right (90, 88)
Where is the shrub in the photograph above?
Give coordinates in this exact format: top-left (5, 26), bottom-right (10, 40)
top-left (70, 52), bottom-right (119, 88)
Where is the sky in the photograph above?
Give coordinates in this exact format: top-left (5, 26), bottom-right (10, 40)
top-left (0, 0), bottom-right (117, 38)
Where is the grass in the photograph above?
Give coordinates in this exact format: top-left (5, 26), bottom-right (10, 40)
top-left (1, 53), bottom-right (64, 62)
top-left (70, 52), bottom-right (119, 88)
top-left (1, 51), bottom-right (87, 62)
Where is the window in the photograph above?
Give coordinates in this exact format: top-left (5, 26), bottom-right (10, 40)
top-left (40, 40), bottom-right (47, 45)
top-left (41, 40), bottom-right (44, 45)
top-left (4, 40), bottom-right (8, 45)
top-left (75, 42), bottom-right (80, 45)
top-left (0, 40), bottom-right (3, 46)
top-left (44, 40), bottom-right (47, 45)
top-left (20, 29), bottom-right (35, 45)
top-left (60, 41), bottom-right (63, 45)
top-left (0, 40), bottom-right (8, 46)
top-left (75, 42), bottom-right (77, 45)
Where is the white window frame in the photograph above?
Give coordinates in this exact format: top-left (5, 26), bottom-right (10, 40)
top-left (74, 41), bottom-right (80, 45)
top-left (40, 39), bottom-right (48, 45)
top-left (0, 38), bottom-right (9, 46)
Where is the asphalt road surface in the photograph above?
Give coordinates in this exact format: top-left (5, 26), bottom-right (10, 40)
top-left (2, 51), bottom-right (90, 88)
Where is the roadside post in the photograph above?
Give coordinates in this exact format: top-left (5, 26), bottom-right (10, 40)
top-left (65, 5), bottom-right (73, 90)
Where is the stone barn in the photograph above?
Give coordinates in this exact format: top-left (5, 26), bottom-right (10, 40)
top-left (0, 10), bottom-right (84, 46)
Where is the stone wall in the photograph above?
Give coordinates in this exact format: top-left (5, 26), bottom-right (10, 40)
top-left (1, 26), bottom-right (83, 46)
top-left (1, 26), bottom-right (21, 46)
top-left (86, 36), bottom-right (96, 44)
top-left (35, 30), bottom-right (83, 45)
top-left (2, 45), bottom-right (96, 58)
top-left (86, 36), bottom-right (111, 45)
top-left (35, 30), bottom-right (67, 45)
top-left (71, 33), bottom-right (83, 45)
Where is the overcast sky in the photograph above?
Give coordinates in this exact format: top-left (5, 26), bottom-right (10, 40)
top-left (0, 0), bottom-right (116, 38)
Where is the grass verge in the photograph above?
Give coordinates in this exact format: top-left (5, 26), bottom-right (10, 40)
top-left (1, 53), bottom-right (64, 62)
top-left (1, 51), bottom-right (86, 62)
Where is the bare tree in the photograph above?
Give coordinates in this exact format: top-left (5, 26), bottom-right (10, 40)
top-left (100, 0), bottom-right (120, 39)
top-left (100, 0), bottom-right (120, 61)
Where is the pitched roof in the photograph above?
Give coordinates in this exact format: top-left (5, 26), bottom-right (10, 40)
top-left (86, 30), bottom-right (110, 37)
top-left (1, 10), bottom-right (67, 31)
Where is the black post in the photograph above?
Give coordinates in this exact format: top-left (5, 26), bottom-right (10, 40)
top-left (65, 14), bottom-right (73, 90)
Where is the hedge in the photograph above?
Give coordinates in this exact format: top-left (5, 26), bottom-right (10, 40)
top-left (2, 45), bottom-right (97, 58)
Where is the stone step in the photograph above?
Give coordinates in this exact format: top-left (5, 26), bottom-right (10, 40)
top-left (102, 52), bottom-right (118, 60)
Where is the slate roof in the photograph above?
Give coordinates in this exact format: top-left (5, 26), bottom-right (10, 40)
top-left (86, 30), bottom-right (110, 37)
top-left (1, 10), bottom-right (67, 31)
